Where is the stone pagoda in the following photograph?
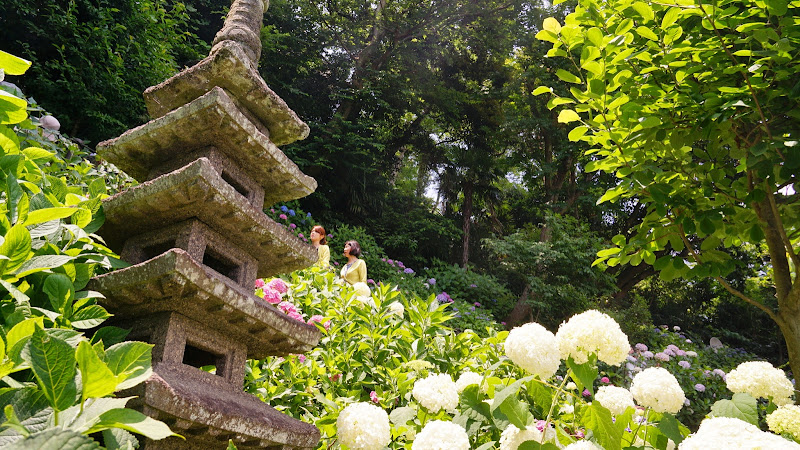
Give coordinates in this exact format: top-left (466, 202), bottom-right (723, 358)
top-left (89, 0), bottom-right (321, 448)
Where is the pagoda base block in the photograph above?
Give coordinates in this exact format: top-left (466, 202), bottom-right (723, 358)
top-left (133, 363), bottom-right (319, 449)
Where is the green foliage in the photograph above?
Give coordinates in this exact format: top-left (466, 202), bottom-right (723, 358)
top-left (537, 0), bottom-right (800, 380)
top-left (484, 215), bottom-right (616, 328)
top-left (0, 54), bottom-right (173, 448)
top-left (246, 267), bottom-right (505, 448)
top-left (0, 0), bottom-right (210, 144)
top-left (423, 261), bottom-right (516, 323)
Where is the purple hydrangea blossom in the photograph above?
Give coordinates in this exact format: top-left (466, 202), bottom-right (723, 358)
top-left (695, 384), bottom-right (706, 392)
top-left (678, 361), bottom-right (691, 369)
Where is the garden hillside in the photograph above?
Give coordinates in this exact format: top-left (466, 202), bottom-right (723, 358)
top-left (0, 0), bottom-right (799, 447)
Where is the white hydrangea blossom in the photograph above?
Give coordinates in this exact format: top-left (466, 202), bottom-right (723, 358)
top-left (499, 424), bottom-right (555, 450)
top-left (504, 323), bottom-right (561, 379)
top-left (388, 301), bottom-right (404, 317)
top-left (768, 404), bottom-right (800, 440)
top-left (630, 367), bottom-right (686, 414)
top-left (412, 420), bottom-right (469, 450)
top-left (679, 417), bottom-right (800, 450)
top-left (336, 402), bottom-right (391, 450)
top-left (412, 373), bottom-right (459, 413)
top-left (455, 371), bottom-right (484, 393)
top-left (726, 361), bottom-right (794, 405)
top-left (555, 310), bottom-right (630, 365)
top-left (564, 441), bottom-right (603, 450)
top-left (595, 385), bottom-right (635, 416)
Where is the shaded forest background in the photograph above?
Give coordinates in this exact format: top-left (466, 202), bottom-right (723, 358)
top-left (0, 0), bottom-right (784, 363)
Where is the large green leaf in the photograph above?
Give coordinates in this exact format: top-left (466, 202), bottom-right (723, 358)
top-left (14, 255), bottom-right (74, 278)
top-left (70, 305), bottom-right (110, 330)
top-left (657, 413), bottom-right (686, 444)
top-left (85, 408), bottom-right (177, 440)
top-left (581, 402), bottom-right (621, 450)
top-left (710, 393), bottom-right (758, 425)
top-left (0, 224), bottom-right (32, 274)
top-left (104, 342), bottom-right (153, 390)
top-left (0, 90), bottom-right (28, 125)
top-left (43, 274), bottom-right (74, 316)
top-left (59, 397), bottom-right (131, 432)
top-left (5, 317), bottom-right (44, 363)
top-left (76, 341), bottom-right (117, 403)
top-left (102, 428), bottom-right (138, 450)
top-left (0, 51), bottom-right (31, 76)
top-left (6, 429), bottom-right (101, 450)
top-left (21, 207), bottom-right (79, 228)
top-left (26, 329), bottom-right (77, 412)
top-left (567, 357), bottom-right (598, 396)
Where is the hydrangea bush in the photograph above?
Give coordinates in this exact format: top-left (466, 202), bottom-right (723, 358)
top-left (246, 269), bottom-right (799, 449)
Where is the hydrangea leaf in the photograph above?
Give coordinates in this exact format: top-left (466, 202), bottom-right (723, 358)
top-left (657, 413), bottom-right (686, 444)
top-left (5, 428), bottom-right (101, 450)
top-left (710, 393), bottom-right (758, 426)
top-left (581, 402), bottom-right (621, 450)
top-left (567, 356), bottom-right (598, 396)
top-left (27, 329), bottom-right (77, 413)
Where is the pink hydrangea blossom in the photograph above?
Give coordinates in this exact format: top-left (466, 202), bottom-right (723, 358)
top-left (654, 352), bottom-right (670, 362)
top-left (254, 278), bottom-right (265, 288)
top-left (262, 288), bottom-right (281, 304)
top-left (279, 213), bottom-right (288, 220)
top-left (267, 278), bottom-right (288, 294)
top-left (370, 391), bottom-right (379, 403)
top-left (297, 354), bottom-right (306, 363)
top-left (308, 315), bottom-right (332, 330)
top-left (287, 311), bottom-right (304, 321)
top-left (278, 301), bottom-right (297, 314)
top-left (601, 376), bottom-right (611, 384)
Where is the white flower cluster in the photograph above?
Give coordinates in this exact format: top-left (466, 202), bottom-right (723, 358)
top-left (595, 385), bottom-right (635, 416)
top-left (564, 441), bottom-right (603, 450)
top-left (726, 361), bottom-right (794, 405)
top-left (336, 402), bottom-right (391, 450)
top-left (679, 417), bottom-right (800, 450)
top-left (412, 373), bottom-right (459, 413)
top-left (767, 404), bottom-right (800, 440)
top-left (412, 420), bottom-right (469, 450)
top-left (455, 371), bottom-right (483, 393)
top-left (630, 367), bottom-right (686, 414)
top-left (504, 323), bottom-right (561, 379)
top-left (499, 424), bottom-right (555, 450)
top-left (555, 310), bottom-right (630, 365)
top-left (388, 301), bottom-right (404, 317)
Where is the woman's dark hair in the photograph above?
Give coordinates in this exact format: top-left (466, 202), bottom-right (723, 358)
top-left (312, 225), bottom-right (327, 245)
top-left (346, 240), bottom-right (362, 257)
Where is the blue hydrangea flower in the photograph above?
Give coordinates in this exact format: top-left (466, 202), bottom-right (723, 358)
top-left (289, 209), bottom-right (296, 216)
top-left (280, 205), bottom-right (288, 212)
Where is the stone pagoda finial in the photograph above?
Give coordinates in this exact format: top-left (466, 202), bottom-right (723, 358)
top-left (211, 0), bottom-right (268, 63)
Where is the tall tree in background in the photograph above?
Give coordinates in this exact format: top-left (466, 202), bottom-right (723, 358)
top-left (539, 0), bottom-right (800, 379)
top-left (0, 0), bottom-right (213, 144)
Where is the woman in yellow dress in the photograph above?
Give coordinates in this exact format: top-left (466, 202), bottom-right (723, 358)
top-left (310, 225), bottom-right (330, 267)
top-left (340, 240), bottom-right (367, 285)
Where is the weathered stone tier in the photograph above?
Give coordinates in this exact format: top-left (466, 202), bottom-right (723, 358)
top-left (89, 249), bottom-right (320, 359)
top-left (131, 362), bottom-right (319, 449)
top-left (98, 156), bottom-right (317, 278)
top-left (143, 40), bottom-right (309, 146)
top-left (97, 86), bottom-right (316, 205)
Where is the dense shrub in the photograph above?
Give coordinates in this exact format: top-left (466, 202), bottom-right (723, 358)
top-left (0, 53), bottom-right (172, 447)
top-left (250, 268), bottom-right (799, 449)
top-left (423, 261), bottom-right (516, 322)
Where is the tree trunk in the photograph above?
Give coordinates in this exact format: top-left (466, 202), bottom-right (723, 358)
top-left (775, 307), bottom-right (800, 403)
top-left (461, 180), bottom-right (474, 267)
top-left (504, 285), bottom-right (532, 328)
top-left (503, 222), bottom-right (553, 327)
